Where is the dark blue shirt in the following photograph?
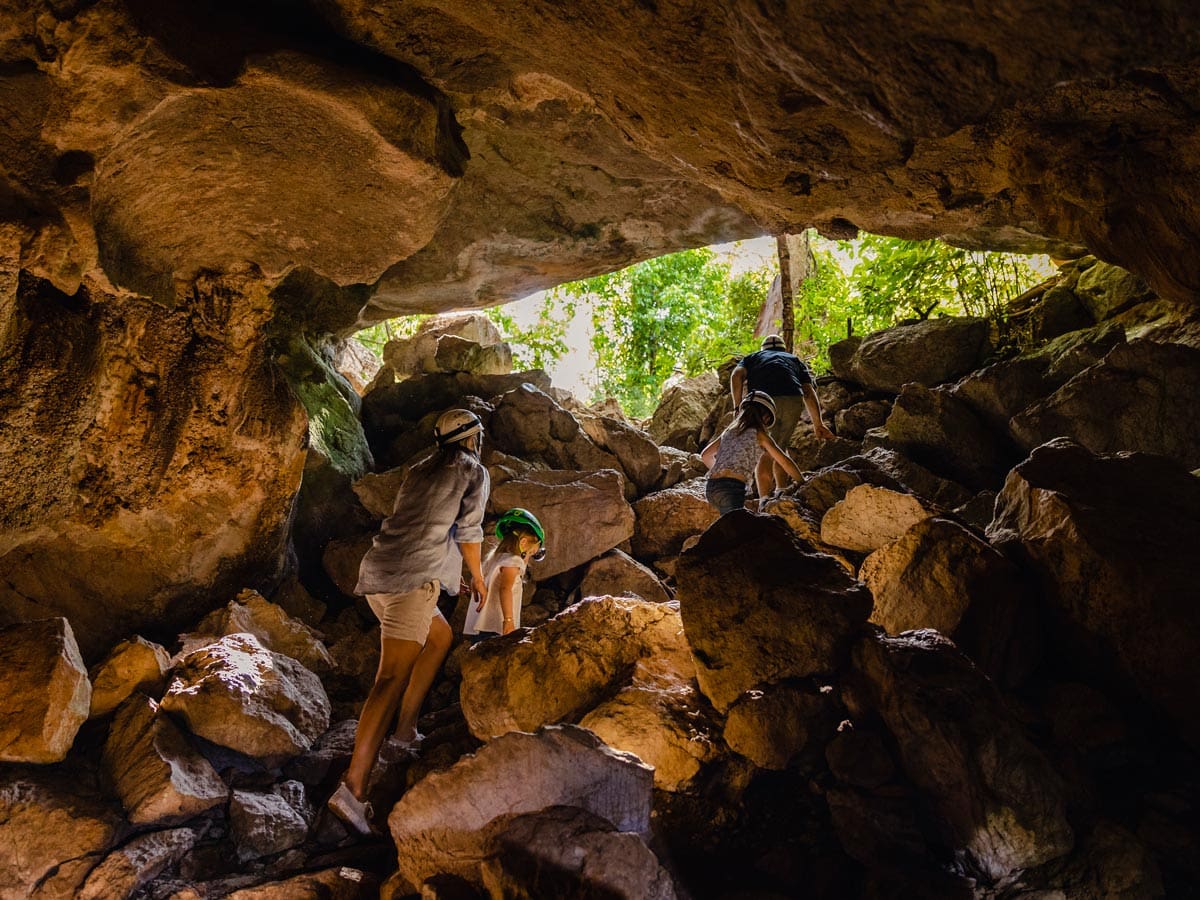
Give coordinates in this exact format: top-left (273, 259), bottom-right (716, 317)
top-left (736, 349), bottom-right (813, 396)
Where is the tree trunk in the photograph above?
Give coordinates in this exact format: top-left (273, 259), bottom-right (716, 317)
top-left (775, 232), bottom-right (812, 352)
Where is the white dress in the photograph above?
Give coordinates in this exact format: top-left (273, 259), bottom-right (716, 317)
top-left (463, 551), bottom-right (526, 635)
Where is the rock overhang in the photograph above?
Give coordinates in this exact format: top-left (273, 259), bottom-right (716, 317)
top-left (1, 0), bottom-right (1199, 324)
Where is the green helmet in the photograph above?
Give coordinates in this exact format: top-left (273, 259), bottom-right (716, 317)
top-left (495, 507), bottom-right (547, 561)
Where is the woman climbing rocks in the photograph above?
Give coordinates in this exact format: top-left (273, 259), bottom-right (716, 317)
top-left (327, 408), bottom-right (489, 835)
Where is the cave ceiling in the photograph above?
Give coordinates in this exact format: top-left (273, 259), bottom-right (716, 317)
top-left (2, 0), bottom-right (1200, 329)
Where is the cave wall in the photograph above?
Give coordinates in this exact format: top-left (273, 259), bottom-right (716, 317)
top-left (3, 0), bottom-right (1200, 651)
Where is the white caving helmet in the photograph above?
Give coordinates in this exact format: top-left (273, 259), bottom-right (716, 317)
top-left (761, 334), bottom-right (787, 351)
top-left (434, 409), bottom-right (484, 447)
top-left (740, 390), bottom-right (777, 426)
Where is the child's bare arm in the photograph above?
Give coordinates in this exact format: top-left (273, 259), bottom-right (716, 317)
top-left (700, 436), bottom-right (721, 469)
top-left (758, 431), bottom-right (802, 482)
top-left (495, 566), bottom-right (520, 634)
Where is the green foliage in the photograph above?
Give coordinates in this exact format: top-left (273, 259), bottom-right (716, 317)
top-left (485, 294), bottom-right (574, 371)
top-left (555, 247), bottom-right (768, 417)
top-left (354, 315), bottom-right (426, 358)
top-left (796, 232), bottom-right (1047, 372)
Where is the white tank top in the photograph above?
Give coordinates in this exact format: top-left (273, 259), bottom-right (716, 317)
top-left (463, 551), bottom-right (526, 635)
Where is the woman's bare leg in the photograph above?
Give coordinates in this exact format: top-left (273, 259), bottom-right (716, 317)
top-left (393, 613), bottom-right (453, 742)
top-left (343, 637), bottom-right (423, 798)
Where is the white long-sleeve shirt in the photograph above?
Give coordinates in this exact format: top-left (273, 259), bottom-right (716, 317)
top-left (355, 449), bottom-right (489, 596)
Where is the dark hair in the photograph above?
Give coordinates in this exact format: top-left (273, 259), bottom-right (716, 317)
top-left (733, 401), bottom-right (772, 434)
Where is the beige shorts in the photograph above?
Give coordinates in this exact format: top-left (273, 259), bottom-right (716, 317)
top-left (768, 394), bottom-right (808, 448)
top-left (366, 580), bottom-right (443, 643)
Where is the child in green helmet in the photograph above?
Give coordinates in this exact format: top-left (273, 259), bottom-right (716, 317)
top-left (465, 508), bottom-right (546, 639)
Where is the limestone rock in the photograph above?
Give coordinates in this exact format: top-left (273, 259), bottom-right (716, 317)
top-left (480, 807), bottom-right (676, 900)
top-left (0, 768), bottom-right (124, 900)
top-left (330, 336), bottom-right (383, 396)
top-left (1, 272), bottom-right (308, 660)
top-left (647, 371), bottom-right (722, 452)
top-left (361, 371), bottom-right (551, 446)
top-left (834, 399), bottom-right (894, 440)
top-left (383, 313), bottom-right (509, 378)
top-left (882, 383), bottom-right (1014, 489)
top-left (989, 438), bottom-right (1200, 749)
top-left (849, 629), bottom-right (1073, 881)
top-left (321, 533), bottom-right (373, 598)
top-left (579, 681), bottom-right (720, 792)
top-left (578, 549), bottom-right (672, 604)
top-left (388, 725), bottom-right (653, 890)
top-left (861, 517), bottom-right (1019, 636)
top-left (827, 338), bottom-right (863, 381)
top-left (855, 446), bottom-right (976, 508)
top-left (825, 728), bottom-right (896, 789)
top-left (631, 478), bottom-right (720, 561)
top-left (951, 322), bottom-right (1126, 437)
top-left (1073, 260), bottom-right (1155, 321)
top-left (820, 483), bottom-right (931, 553)
top-left (229, 784), bottom-right (310, 861)
top-left (787, 433), bottom-right (863, 472)
top-left (1026, 283), bottom-right (1094, 342)
top-left (488, 384), bottom-right (622, 473)
top-left (0, 618), bottom-right (91, 763)
top-left (723, 684), bottom-right (833, 770)
top-left (78, 827), bottom-right (199, 900)
top-left (103, 694), bottom-right (227, 825)
top-left (654, 445), bottom-right (707, 491)
top-left (845, 317), bottom-right (991, 393)
top-left (1010, 339), bottom-right (1200, 469)
top-left (579, 412), bottom-right (664, 494)
top-left (159, 634), bottom-right (331, 762)
top-left (179, 589), bottom-right (333, 675)
top-left (351, 467), bottom-right (408, 519)
top-left (999, 821), bottom-right (1163, 899)
top-left (459, 595), bottom-right (684, 739)
top-left (489, 469), bottom-right (635, 579)
top-left (224, 868), bottom-right (375, 900)
top-left (676, 511), bottom-right (873, 712)
top-left (89, 636), bottom-right (171, 719)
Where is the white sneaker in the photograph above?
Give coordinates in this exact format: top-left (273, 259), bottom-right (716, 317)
top-left (327, 781), bottom-right (375, 836)
top-left (394, 730), bottom-right (425, 750)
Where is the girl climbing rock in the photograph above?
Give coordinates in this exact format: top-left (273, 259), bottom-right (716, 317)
top-left (464, 507), bottom-right (547, 640)
top-left (327, 408), bottom-right (489, 835)
top-left (701, 390), bottom-right (801, 515)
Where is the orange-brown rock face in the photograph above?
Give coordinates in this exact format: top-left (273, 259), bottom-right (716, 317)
top-left (0, 267), bottom-right (306, 658)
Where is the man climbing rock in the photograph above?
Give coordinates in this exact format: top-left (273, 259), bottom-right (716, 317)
top-left (730, 334), bottom-right (835, 493)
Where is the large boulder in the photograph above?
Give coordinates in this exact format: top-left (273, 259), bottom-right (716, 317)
top-left (862, 517), bottom-right (1034, 685)
top-left (881, 383), bottom-right (1015, 489)
top-left (382, 313), bottom-right (512, 378)
top-left (723, 683), bottom-right (834, 770)
top-left (844, 317), bottom-right (991, 393)
top-left (1010, 340), bottom-right (1200, 469)
top-left (631, 477), bottom-right (720, 561)
top-left (179, 589), bottom-right (333, 675)
top-left (848, 630), bottom-right (1073, 882)
top-left (988, 438), bottom-right (1200, 750)
top-left (77, 827), bottom-right (199, 900)
top-left (951, 322), bottom-right (1126, 437)
top-left (103, 694), bottom-right (228, 825)
top-left (224, 868), bottom-right (376, 900)
top-left (834, 399), bottom-right (894, 440)
top-left (647, 371), bottom-right (723, 452)
top-left (388, 725), bottom-right (653, 890)
top-left (819, 483), bottom-right (932, 553)
top-left (488, 384), bottom-right (622, 473)
top-left (479, 807), bottom-right (677, 900)
top-left (578, 549), bottom-right (672, 603)
top-left (229, 783), bottom-right (311, 861)
top-left (579, 412), bottom-right (664, 494)
top-left (1073, 260), bottom-right (1155, 321)
top-left (459, 596), bottom-right (683, 739)
top-left (159, 633), bottom-right (331, 762)
top-left (489, 469), bottom-right (635, 579)
top-left (88, 636), bottom-right (171, 719)
top-left (0, 768), bottom-right (124, 900)
top-left (0, 618), bottom-right (91, 763)
top-left (676, 511), bottom-right (873, 711)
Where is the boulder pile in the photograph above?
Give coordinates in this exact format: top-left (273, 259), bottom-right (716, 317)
top-left (1, 279), bottom-right (1197, 897)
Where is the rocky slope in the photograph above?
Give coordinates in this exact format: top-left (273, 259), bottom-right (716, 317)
top-left (1, 262), bottom-right (1197, 898)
